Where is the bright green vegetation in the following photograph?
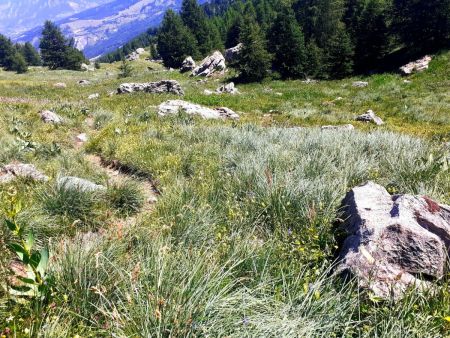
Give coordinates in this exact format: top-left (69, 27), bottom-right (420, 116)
top-left (0, 50), bottom-right (449, 336)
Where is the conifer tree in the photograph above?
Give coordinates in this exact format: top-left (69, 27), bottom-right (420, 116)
top-left (304, 39), bottom-right (325, 78)
top-left (22, 42), bottom-right (41, 66)
top-left (269, 5), bottom-right (307, 79)
top-left (181, 0), bottom-right (213, 56)
top-left (157, 10), bottom-right (199, 68)
top-left (326, 23), bottom-right (354, 78)
top-left (237, 17), bottom-right (272, 82)
top-left (11, 52), bottom-right (28, 74)
top-left (0, 35), bottom-right (15, 70)
top-left (40, 21), bottom-right (68, 69)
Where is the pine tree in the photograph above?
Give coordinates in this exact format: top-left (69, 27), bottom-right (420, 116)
top-left (180, 0), bottom-right (213, 56)
top-left (326, 23), bottom-right (354, 78)
top-left (225, 15), bottom-right (244, 48)
top-left (157, 10), bottom-right (199, 68)
top-left (39, 21), bottom-right (68, 69)
top-left (64, 38), bottom-right (86, 70)
top-left (11, 52), bottom-right (28, 74)
top-left (0, 35), bottom-right (15, 70)
top-left (118, 59), bottom-right (134, 78)
top-left (22, 42), bottom-right (41, 66)
top-left (237, 17), bottom-right (272, 82)
top-left (269, 5), bottom-right (307, 79)
top-left (304, 39), bottom-right (325, 78)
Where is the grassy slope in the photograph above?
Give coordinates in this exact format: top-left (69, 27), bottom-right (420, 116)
top-left (0, 51), bottom-right (449, 337)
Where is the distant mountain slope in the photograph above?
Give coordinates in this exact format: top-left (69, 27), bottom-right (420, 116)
top-left (0, 0), bottom-right (111, 36)
top-left (13, 0), bottom-right (208, 59)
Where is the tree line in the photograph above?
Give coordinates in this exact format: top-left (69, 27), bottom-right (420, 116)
top-left (156, 0), bottom-right (450, 81)
top-left (0, 21), bottom-right (87, 73)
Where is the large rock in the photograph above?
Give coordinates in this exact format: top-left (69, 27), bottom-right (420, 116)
top-left (0, 163), bottom-right (49, 184)
top-left (81, 63), bottom-right (94, 71)
top-left (225, 43), bottom-right (243, 63)
top-left (125, 52), bottom-right (140, 61)
top-left (117, 80), bottom-right (184, 95)
top-left (191, 51), bottom-right (226, 77)
top-left (400, 56), bottom-right (432, 75)
top-left (180, 56), bottom-right (196, 73)
top-left (57, 176), bottom-right (105, 193)
top-left (356, 110), bottom-right (384, 125)
top-left (158, 100), bottom-right (239, 120)
top-left (337, 182), bottom-right (450, 299)
top-left (135, 48), bottom-right (145, 55)
top-left (39, 110), bottom-right (63, 124)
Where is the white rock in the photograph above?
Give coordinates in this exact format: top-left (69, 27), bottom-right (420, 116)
top-left (158, 100), bottom-right (239, 120)
top-left (0, 163), bottom-right (49, 184)
top-left (135, 48), bottom-right (145, 54)
top-left (192, 51), bottom-right (226, 77)
top-left (400, 55), bottom-right (432, 75)
top-left (117, 80), bottom-right (184, 95)
top-left (39, 110), bottom-right (63, 124)
top-left (356, 110), bottom-right (384, 126)
top-left (54, 82), bottom-right (67, 88)
top-left (180, 56), bottom-right (196, 73)
top-left (88, 93), bottom-right (99, 100)
top-left (321, 124), bottom-right (355, 131)
top-left (352, 81), bottom-right (369, 88)
top-left (76, 133), bottom-right (88, 143)
top-left (224, 43), bottom-right (243, 63)
top-left (57, 176), bottom-right (105, 193)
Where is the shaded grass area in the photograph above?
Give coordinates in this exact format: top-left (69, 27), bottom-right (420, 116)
top-left (0, 51), bottom-right (449, 336)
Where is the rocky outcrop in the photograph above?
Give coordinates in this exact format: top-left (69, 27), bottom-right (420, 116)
top-left (0, 163), bottom-right (49, 184)
top-left (125, 52), bottom-right (140, 61)
top-left (57, 176), bottom-right (105, 192)
top-left (81, 63), bottom-right (94, 71)
top-left (337, 182), bottom-right (450, 299)
top-left (158, 100), bottom-right (239, 120)
top-left (225, 43), bottom-right (243, 63)
top-left (117, 80), bottom-right (184, 95)
top-left (135, 48), bottom-right (145, 55)
top-left (321, 124), bottom-right (355, 131)
top-left (352, 81), bottom-right (369, 88)
top-left (400, 56), bottom-right (432, 75)
top-left (356, 110), bottom-right (384, 125)
top-left (39, 110), bottom-right (63, 124)
top-left (180, 56), bottom-right (196, 73)
top-left (192, 51), bottom-right (226, 77)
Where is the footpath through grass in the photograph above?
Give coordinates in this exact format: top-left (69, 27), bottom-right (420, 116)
top-left (0, 51), bottom-right (449, 336)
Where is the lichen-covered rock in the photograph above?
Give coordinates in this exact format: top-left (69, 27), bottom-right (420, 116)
top-left (57, 176), bottom-right (105, 192)
top-left (400, 56), bottom-right (432, 75)
top-left (39, 110), bottom-right (63, 124)
top-left (337, 181), bottom-right (450, 299)
top-left (192, 51), bottom-right (226, 77)
top-left (356, 110), bottom-right (384, 125)
top-left (352, 81), bottom-right (369, 88)
top-left (224, 43), bottom-right (243, 63)
top-left (180, 56), bottom-right (196, 73)
top-left (158, 100), bottom-right (239, 120)
top-left (0, 163), bottom-right (49, 184)
top-left (117, 80), bottom-right (184, 95)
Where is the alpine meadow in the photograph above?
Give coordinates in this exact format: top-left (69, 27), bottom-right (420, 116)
top-left (0, 0), bottom-right (449, 337)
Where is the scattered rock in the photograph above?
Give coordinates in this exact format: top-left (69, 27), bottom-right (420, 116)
top-left (400, 55), bottom-right (432, 75)
top-left (76, 133), bottom-right (88, 143)
top-left (117, 80), bottom-right (184, 95)
top-left (180, 56), bottom-right (196, 73)
top-left (216, 82), bottom-right (239, 94)
top-left (81, 63), bottom-right (94, 71)
top-left (54, 82), bottom-right (67, 88)
top-left (39, 110), bottom-right (63, 124)
top-left (321, 124), bottom-right (355, 131)
top-left (125, 52), bottom-right (140, 61)
top-left (78, 80), bottom-right (91, 86)
top-left (158, 100), bottom-right (239, 120)
top-left (337, 181), bottom-right (450, 299)
top-left (352, 81), bottom-right (369, 88)
top-left (57, 176), bottom-right (105, 192)
top-left (135, 48), bottom-right (145, 55)
top-left (356, 110), bottom-right (384, 125)
top-left (88, 93), bottom-right (99, 100)
top-left (192, 51), bottom-right (226, 77)
top-left (203, 89), bottom-right (214, 95)
top-left (0, 163), bottom-right (49, 184)
top-left (302, 78), bottom-right (318, 84)
top-left (224, 43), bottom-right (243, 63)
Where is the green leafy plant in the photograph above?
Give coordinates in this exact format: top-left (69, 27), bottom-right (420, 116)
top-left (3, 189), bottom-right (51, 299)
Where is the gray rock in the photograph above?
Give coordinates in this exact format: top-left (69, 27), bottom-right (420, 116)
top-left (321, 124), bottom-right (355, 131)
top-left (57, 176), bottom-right (105, 193)
top-left (117, 80), bottom-right (184, 95)
top-left (54, 82), bottom-right (67, 88)
top-left (216, 82), bottom-right (239, 94)
top-left (192, 51), bottom-right (226, 77)
top-left (224, 43), bottom-right (243, 63)
top-left (39, 110), bottom-right (63, 124)
top-left (78, 80), bottom-right (91, 86)
top-left (135, 48), bottom-right (145, 55)
top-left (180, 56), bottom-right (196, 73)
top-left (76, 133), bottom-right (88, 143)
top-left (88, 93), bottom-right (99, 100)
top-left (158, 100), bottom-right (239, 120)
top-left (356, 110), bottom-right (384, 125)
top-left (125, 52), bottom-right (139, 61)
top-left (81, 63), bottom-right (94, 71)
top-left (337, 181), bottom-right (450, 299)
top-left (0, 163), bottom-right (49, 184)
top-left (400, 55), bottom-right (432, 75)
top-left (352, 81), bottom-right (369, 88)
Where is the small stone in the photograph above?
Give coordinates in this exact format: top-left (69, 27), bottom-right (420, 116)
top-left (88, 93), bottom-right (99, 100)
top-left (356, 110), bottom-right (384, 125)
top-left (76, 133), bottom-right (88, 143)
top-left (321, 124), bottom-right (355, 131)
top-left (216, 82), bottom-right (239, 94)
top-left (78, 80), bottom-right (91, 86)
top-left (39, 110), bottom-right (63, 124)
top-left (352, 81), bottom-right (369, 88)
top-left (54, 82), bottom-right (67, 88)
